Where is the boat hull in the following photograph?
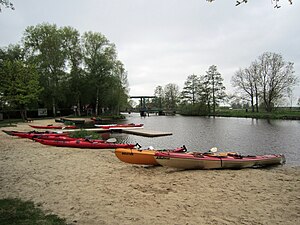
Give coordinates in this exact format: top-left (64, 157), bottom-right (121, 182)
top-left (35, 139), bottom-right (135, 149)
top-left (155, 152), bottom-right (285, 170)
top-left (29, 125), bottom-right (77, 129)
top-left (2, 130), bottom-right (68, 139)
top-left (115, 148), bottom-right (160, 165)
top-left (115, 147), bottom-right (187, 165)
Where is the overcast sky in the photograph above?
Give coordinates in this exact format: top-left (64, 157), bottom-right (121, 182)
top-left (1, 0), bottom-right (299, 102)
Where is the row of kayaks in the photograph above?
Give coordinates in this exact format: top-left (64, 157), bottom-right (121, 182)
top-left (3, 130), bottom-right (136, 149)
top-left (114, 147), bottom-right (286, 170)
top-left (3, 129), bottom-right (286, 170)
top-left (28, 123), bottom-right (144, 130)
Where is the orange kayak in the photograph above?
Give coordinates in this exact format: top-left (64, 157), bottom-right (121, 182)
top-left (115, 146), bottom-right (187, 166)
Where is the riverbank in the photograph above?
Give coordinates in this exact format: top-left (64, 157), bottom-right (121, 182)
top-left (180, 109), bottom-right (300, 120)
top-left (212, 109), bottom-right (300, 120)
top-left (0, 121), bottom-right (300, 225)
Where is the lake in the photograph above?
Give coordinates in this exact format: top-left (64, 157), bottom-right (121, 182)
top-left (107, 113), bottom-right (300, 166)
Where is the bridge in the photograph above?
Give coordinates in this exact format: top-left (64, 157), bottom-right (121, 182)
top-left (130, 96), bottom-right (161, 116)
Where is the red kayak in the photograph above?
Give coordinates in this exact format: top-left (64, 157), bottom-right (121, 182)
top-left (35, 135), bottom-right (106, 143)
top-left (29, 124), bottom-right (77, 129)
top-left (2, 130), bottom-right (68, 139)
top-left (34, 138), bottom-right (136, 149)
top-left (94, 123), bottom-right (144, 129)
top-left (155, 151), bottom-right (286, 170)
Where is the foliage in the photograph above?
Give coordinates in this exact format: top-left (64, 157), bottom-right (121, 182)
top-left (23, 23), bottom-right (68, 116)
top-left (153, 85), bottom-right (165, 109)
top-left (206, 0), bottom-right (293, 8)
top-left (164, 83), bottom-right (180, 111)
top-left (0, 45), bottom-right (43, 119)
top-left (0, 0), bottom-right (14, 12)
top-left (232, 52), bottom-right (298, 113)
top-left (203, 65), bottom-right (226, 114)
top-left (68, 130), bottom-right (101, 139)
top-left (0, 23), bottom-right (129, 118)
top-left (82, 31), bottom-right (129, 115)
top-left (181, 74), bottom-right (200, 105)
top-left (0, 198), bottom-right (67, 225)
top-left (179, 66), bottom-right (226, 115)
top-left (210, 108), bottom-right (300, 120)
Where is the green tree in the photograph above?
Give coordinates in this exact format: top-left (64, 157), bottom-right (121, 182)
top-left (23, 23), bottom-right (66, 116)
top-left (257, 52), bottom-right (297, 112)
top-left (106, 60), bottom-right (129, 114)
top-left (61, 26), bottom-right (85, 116)
top-left (0, 60), bottom-right (42, 119)
top-left (204, 65), bottom-right (226, 114)
top-left (181, 74), bottom-right (200, 105)
top-left (164, 83), bottom-right (180, 111)
top-left (82, 31), bottom-right (121, 115)
top-left (153, 85), bottom-right (164, 109)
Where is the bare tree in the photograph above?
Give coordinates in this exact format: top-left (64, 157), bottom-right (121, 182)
top-left (0, 0), bottom-right (14, 12)
top-left (206, 0), bottom-right (292, 8)
top-left (231, 62), bottom-right (260, 112)
top-left (257, 52), bottom-right (298, 112)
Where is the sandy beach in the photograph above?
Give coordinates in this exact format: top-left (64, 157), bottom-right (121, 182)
top-left (0, 120), bottom-right (299, 225)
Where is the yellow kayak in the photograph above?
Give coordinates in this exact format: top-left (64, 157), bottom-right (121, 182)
top-left (115, 146), bottom-right (186, 166)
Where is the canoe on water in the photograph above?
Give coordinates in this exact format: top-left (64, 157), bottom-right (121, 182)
top-left (115, 146), bottom-right (187, 165)
top-left (154, 151), bottom-right (286, 170)
top-left (34, 138), bottom-right (136, 149)
top-left (29, 124), bottom-right (77, 129)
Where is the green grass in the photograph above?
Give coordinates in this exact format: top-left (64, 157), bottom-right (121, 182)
top-left (0, 198), bottom-right (67, 225)
top-left (68, 129), bottom-right (101, 139)
top-left (211, 109), bottom-right (300, 120)
top-left (0, 120), bottom-right (19, 128)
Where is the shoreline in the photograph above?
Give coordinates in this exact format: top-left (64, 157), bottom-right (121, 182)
top-left (0, 121), bottom-right (300, 225)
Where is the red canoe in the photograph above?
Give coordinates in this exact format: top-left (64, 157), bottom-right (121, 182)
top-left (29, 124), bottom-right (77, 129)
top-left (34, 138), bottom-right (136, 149)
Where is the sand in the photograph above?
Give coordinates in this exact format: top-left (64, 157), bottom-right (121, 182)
top-left (0, 120), bottom-right (299, 225)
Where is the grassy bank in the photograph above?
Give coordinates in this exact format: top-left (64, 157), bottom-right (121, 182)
top-left (211, 109), bottom-right (300, 120)
top-left (0, 198), bottom-right (67, 225)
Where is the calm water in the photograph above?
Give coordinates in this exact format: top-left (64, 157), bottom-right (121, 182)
top-left (108, 113), bottom-right (300, 166)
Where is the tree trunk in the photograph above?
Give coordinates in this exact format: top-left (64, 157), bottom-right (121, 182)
top-left (250, 93), bottom-right (254, 113)
top-left (77, 99), bottom-right (81, 116)
top-left (95, 88), bottom-right (99, 116)
top-left (52, 97), bottom-right (56, 117)
top-left (255, 85), bottom-right (259, 113)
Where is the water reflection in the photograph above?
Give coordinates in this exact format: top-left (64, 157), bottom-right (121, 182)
top-left (109, 113), bottom-right (300, 166)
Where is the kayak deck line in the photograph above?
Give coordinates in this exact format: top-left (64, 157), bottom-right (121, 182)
top-left (51, 127), bottom-right (173, 137)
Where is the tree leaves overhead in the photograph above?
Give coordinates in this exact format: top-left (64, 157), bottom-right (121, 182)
top-left (1, 23), bottom-right (129, 116)
top-left (0, 0), bottom-right (14, 12)
top-left (231, 52), bottom-right (298, 112)
top-left (206, 0), bottom-right (292, 8)
top-left (0, 54), bottom-right (43, 119)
